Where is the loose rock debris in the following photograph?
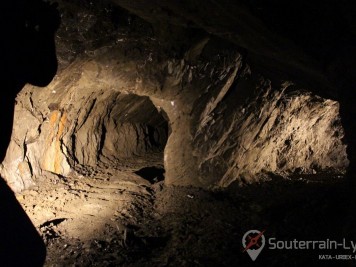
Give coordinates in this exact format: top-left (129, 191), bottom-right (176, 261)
top-left (15, 171), bottom-right (350, 266)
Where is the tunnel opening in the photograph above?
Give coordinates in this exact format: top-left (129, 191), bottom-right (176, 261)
top-left (72, 93), bottom-right (169, 178)
top-left (4, 91), bottom-right (172, 245)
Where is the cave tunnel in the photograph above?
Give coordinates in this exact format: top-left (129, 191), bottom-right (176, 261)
top-left (1, 0), bottom-right (356, 266)
top-left (72, 92), bottom-right (169, 182)
top-left (68, 92), bottom-right (169, 171)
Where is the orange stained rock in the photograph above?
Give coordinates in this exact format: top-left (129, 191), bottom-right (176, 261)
top-left (42, 110), bottom-right (68, 174)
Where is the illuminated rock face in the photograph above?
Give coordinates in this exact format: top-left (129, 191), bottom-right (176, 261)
top-left (0, 0), bottom-right (349, 192)
top-left (194, 83), bottom-right (348, 187)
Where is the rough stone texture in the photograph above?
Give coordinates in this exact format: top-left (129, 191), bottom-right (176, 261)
top-left (193, 80), bottom-right (348, 187)
top-left (0, 0), bottom-right (349, 192)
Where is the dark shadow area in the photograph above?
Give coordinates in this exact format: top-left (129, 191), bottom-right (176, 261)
top-left (135, 167), bottom-right (165, 184)
top-left (0, 1), bottom-right (60, 266)
top-left (222, 174), bottom-right (353, 266)
top-left (0, 179), bottom-right (46, 266)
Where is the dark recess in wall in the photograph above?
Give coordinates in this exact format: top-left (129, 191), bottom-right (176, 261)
top-left (134, 166), bottom-right (165, 184)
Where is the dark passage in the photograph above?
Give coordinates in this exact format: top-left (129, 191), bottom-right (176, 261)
top-left (93, 94), bottom-right (169, 170)
top-left (134, 166), bottom-right (165, 184)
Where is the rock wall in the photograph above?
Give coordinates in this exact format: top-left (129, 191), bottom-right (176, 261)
top-left (0, 0), bottom-right (348, 192)
top-left (193, 77), bottom-right (347, 187)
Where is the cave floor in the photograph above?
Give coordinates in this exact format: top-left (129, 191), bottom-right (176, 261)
top-left (15, 171), bottom-right (352, 267)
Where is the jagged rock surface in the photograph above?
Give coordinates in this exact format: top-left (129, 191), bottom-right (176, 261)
top-left (0, 0), bottom-right (348, 192)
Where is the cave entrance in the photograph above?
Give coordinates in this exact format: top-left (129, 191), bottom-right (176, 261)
top-left (95, 93), bottom-right (169, 182)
